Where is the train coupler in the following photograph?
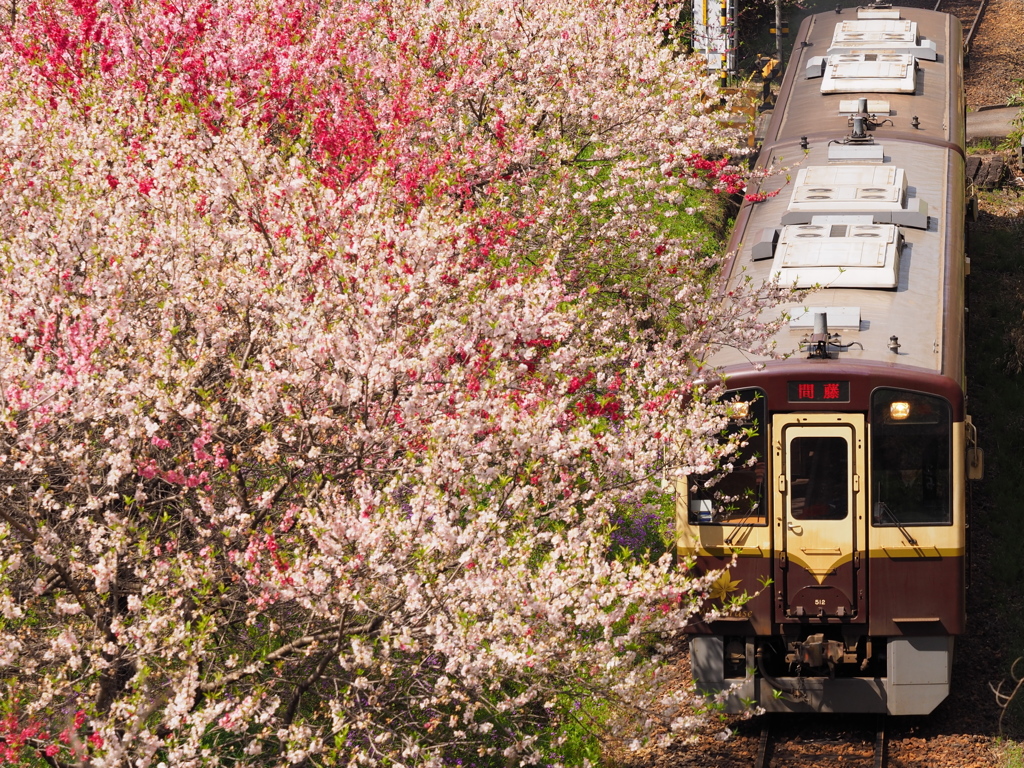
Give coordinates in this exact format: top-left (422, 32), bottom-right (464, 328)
top-left (789, 633), bottom-right (847, 671)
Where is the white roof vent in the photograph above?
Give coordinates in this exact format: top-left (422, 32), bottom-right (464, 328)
top-left (787, 165), bottom-right (903, 211)
top-left (771, 216), bottom-right (902, 289)
top-left (781, 165), bottom-right (929, 228)
top-left (798, 165), bottom-right (901, 186)
top-left (831, 19), bottom-right (917, 48)
top-left (821, 53), bottom-right (916, 94)
top-left (827, 19), bottom-right (937, 60)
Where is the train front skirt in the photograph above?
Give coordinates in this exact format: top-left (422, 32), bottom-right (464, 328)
top-left (691, 635), bottom-right (954, 715)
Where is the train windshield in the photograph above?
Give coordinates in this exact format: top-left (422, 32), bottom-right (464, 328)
top-left (870, 388), bottom-right (953, 526)
top-left (688, 389), bottom-right (768, 526)
top-left (789, 436), bottom-right (849, 520)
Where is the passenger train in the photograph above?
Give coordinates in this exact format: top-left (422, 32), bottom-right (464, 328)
top-left (676, 2), bottom-right (982, 715)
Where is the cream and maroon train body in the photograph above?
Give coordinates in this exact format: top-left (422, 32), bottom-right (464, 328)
top-left (677, 3), bottom-right (978, 715)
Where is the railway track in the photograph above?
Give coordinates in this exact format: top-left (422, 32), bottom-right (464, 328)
top-left (933, 0), bottom-right (989, 54)
top-left (752, 715), bottom-right (888, 768)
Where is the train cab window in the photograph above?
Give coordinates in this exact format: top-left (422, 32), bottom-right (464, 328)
top-left (870, 388), bottom-right (952, 526)
top-left (789, 436), bottom-right (849, 520)
top-left (688, 389), bottom-right (768, 526)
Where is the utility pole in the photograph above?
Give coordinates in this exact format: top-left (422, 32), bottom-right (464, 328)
top-left (775, 0), bottom-right (784, 69)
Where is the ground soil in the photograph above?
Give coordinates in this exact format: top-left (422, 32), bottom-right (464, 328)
top-left (963, 0), bottom-right (1024, 110)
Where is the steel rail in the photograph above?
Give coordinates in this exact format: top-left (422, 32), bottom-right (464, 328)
top-left (754, 719), bottom-right (772, 768)
top-left (875, 715), bottom-right (888, 768)
top-left (752, 715), bottom-right (888, 768)
top-left (933, 0), bottom-right (989, 53)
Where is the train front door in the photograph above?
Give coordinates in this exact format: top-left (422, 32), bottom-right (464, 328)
top-left (773, 414), bottom-right (866, 620)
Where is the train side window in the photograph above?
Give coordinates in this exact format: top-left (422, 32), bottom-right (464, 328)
top-left (688, 389), bottom-right (768, 527)
top-left (870, 389), bottom-right (953, 526)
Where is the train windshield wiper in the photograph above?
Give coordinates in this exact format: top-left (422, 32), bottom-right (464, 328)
top-left (724, 486), bottom-right (763, 546)
top-left (873, 500), bottom-right (918, 546)
top-left (724, 515), bottom-right (756, 546)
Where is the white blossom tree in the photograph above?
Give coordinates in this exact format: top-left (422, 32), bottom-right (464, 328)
top-left (0, 0), bottom-right (789, 764)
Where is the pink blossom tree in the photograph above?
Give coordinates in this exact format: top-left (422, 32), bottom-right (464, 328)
top-left (0, 0), bottom-right (789, 764)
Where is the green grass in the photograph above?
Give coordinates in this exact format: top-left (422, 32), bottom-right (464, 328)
top-left (997, 739), bottom-right (1024, 768)
top-left (545, 696), bottom-right (613, 766)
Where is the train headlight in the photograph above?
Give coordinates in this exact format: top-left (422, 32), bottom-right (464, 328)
top-left (890, 401), bottom-right (911, 421)
top-left (730, 401), bottom-right (751, 420)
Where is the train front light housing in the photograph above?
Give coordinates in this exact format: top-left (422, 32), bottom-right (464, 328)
top-left (890, 401), bottom-right (911, 421)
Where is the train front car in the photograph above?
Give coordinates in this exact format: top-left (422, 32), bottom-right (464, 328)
top-left (677, 4), bottom-right (973, 715)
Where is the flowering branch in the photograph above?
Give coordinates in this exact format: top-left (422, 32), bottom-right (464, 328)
top-left (0, 0), bottom-right (794, 764)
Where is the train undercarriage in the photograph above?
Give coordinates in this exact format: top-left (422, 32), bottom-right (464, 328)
top-left (690, 632), bottom-right (954, 715)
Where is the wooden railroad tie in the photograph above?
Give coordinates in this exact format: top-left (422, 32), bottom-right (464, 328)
top-left (966, 154), bottom-right (1008, 190)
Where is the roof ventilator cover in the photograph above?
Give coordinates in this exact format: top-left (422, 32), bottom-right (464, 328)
top-left (827, 19), bottom-right (938, 60)
top-left (781, 165), bottom-right (928, 228)
top-left (770, 215), bottom-right (903, 289)
top-left (821, 52), bottom-right (917, 94)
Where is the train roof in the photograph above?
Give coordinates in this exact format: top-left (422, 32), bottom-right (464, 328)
top-left (711, 5), bottom-right (967, 395)
top-left (765, 7), bottom-right (964, 149)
